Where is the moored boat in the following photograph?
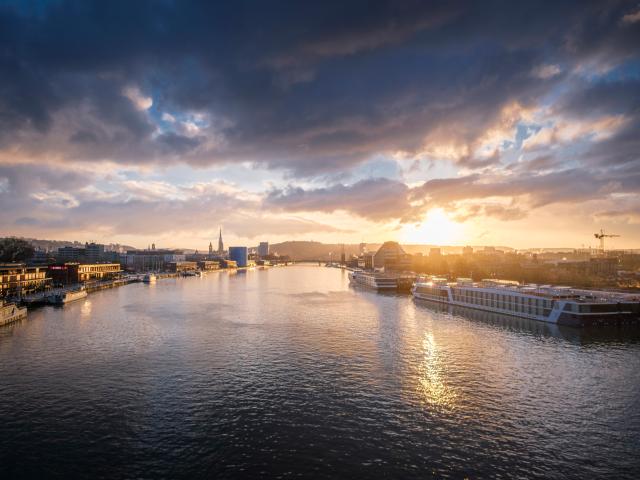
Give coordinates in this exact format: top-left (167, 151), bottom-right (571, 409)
top-left (348, 270), bottom-right (397, 291)
top-left (0, 300), bottom-right (28, 326)
top-left (48, 289), bottom-right (88, 306)
top-left (412, 278), bottom-right (640, 327)
top-left (143, 273), bottom-right (157, 284)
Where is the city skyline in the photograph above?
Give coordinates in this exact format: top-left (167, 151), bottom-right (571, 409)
top-left (0, 1), bottom-right (639, 249)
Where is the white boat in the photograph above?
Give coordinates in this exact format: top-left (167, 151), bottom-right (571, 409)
top-left (412, 278), bottom-right (640, 327)
top-left (143, 274), bottom-right (157, 284)
top-left (48, 289), bottom-right (88, 305)
top-left (348, 270), bottom-right (397, 291)
top-left (1, 300), bottom-right (27, 326)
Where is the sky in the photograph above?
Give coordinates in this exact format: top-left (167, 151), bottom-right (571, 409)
top-left (0, 0), bottom-right (639, 250)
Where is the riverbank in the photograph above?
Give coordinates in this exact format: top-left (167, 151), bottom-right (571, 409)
top-left (13, 264), bottom-right (290, 310)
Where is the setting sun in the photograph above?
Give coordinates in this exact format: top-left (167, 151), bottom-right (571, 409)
top-left (401, 208), bottom-right (466, 245)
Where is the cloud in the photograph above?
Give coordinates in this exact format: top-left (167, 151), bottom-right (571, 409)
top-left (0, 0), bottom-right (638, 246)
top-left (265, 178), bottom-right (421, 223)
top-left (531, 63), bottom-right (561, 79)
top-left (622, 9), bottom-right (640, 24)
top-left (30, 190), bottom-right (80, 208)
top-left (0, 162), bottom-right (343, 241)
top-left (122, 86), bottom-right (153, 111)
top-left (0, 0), bottom-right (636, 178)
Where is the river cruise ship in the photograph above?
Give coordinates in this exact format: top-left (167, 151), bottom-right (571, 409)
top-left (348, 270), bottom-right (398, 291)
top-left (1, 300), bottom-right (27, 326)
top-left (412, 278), bottom-right (640, 327)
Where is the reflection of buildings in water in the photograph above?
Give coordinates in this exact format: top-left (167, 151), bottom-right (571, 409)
top-left (414, 300), bottom-right (640, 345)
top-left (417, 332), bottom-right (457, 409)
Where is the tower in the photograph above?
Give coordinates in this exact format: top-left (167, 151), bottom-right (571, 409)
top-left (217, 228), bottom-right (224, 254)
top-left (209, 241), bottom-right (213, 255)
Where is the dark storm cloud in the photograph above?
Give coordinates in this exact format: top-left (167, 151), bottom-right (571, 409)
top-left (0, 0), bottom-right (638, 175)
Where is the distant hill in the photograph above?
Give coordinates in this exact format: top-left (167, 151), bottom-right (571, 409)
top-left (4, 237), bottom-right (136, 253)
top-left (268, 241), bottom-right (515, 261)
top-left (269, 241), bottom-right (360, 261)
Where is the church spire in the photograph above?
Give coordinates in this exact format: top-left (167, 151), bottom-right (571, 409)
top-left (217, 227), bottom-right (224, 254)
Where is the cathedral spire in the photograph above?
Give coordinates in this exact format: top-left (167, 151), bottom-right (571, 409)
top-left (217, 227), bottom-right (224, 254)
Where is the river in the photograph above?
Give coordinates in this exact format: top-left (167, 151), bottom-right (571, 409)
top-left (1, 265), bottom-right (639, 479)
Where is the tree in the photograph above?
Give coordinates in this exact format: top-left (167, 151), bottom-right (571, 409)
top-left (0, 237), bottom-right (35, 263)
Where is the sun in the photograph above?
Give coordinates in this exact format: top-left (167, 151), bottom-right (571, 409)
top-left (400, 208), bottom-right (465, 245)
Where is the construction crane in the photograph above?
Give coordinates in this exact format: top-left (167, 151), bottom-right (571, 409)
top-left (594, 229), bottom-right (620, 253)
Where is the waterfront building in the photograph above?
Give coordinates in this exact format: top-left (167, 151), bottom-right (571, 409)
top-left (258, 242), bottom-right (269, 258)
top-left (0, 263), bottom-right (50, 297)
top-left (48, 263), bottom-right (121, 285)
top-left (122, 249), bottom-right (185, 272)
top-left (358, 252), bottom-right (375, 270)
top-left (220, 259), bottom-right (237, 269)
top-left (197, 260), bottom-right (220, 271)
top-left (167, 261), bottom-right (198, 273)
top-left (372, 241), bottom-right (413, 271)
top-left (229, 247), bottom-right (248, 267)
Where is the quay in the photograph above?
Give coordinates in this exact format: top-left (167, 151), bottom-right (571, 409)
top-left (18, 277), bottom-right (141, 307)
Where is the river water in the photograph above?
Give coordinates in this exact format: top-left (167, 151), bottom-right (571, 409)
top-left (1, 265), bottom-right (639, 479)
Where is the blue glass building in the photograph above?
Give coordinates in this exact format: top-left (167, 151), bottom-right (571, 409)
top-left (228, 246), bottom-right (248, 267)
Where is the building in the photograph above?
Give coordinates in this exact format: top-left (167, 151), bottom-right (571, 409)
top-left (358, 252), bottom-right (375, 270)
top-left (229, 246), bottom-right (248, 267)
top-left (462, 246), bottom-right (474, 256)
top-left (84, 243), bottom-right (105, 263)
top-left (30, 249), bottom-right (53, 266)
top-left (219, 259), bottom-right (237, 269)
top-left (57, 246), bottom-right (84, 262)
top-left (0, 263), bottom-right (50, 297)
top-left (56, 243), bottom-right (107, 263)
top-left (197, 261), bottom-right (220, 271)
top-left (258, 242), bottom-right (269, 258)
top-left (122, 249), bottom-right (185, 272)
top-left (373, 241), bottom-right (411, 270)
top-left (166, 261), bottom-right (198, 273)
top-left (48, 263), bottom-right (121, 285)
top-left (429, 248), bottom-right (442, 257)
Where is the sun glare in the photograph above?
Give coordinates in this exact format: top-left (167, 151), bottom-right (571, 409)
top-left (401, 208), bottom-right (465, 245)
